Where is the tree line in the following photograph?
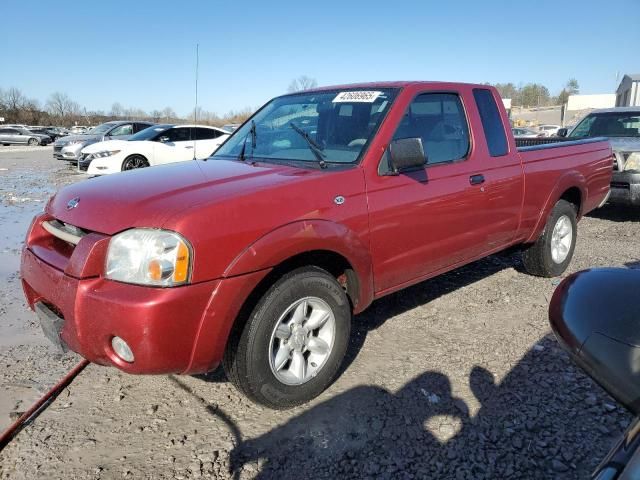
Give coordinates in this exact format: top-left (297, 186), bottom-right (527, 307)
top-left (489, 79), bottom-right (580, 107)
top-left (0, 87), bottom-right (254, 127)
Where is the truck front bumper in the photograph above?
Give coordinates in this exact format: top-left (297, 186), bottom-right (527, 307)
top-left (609, 171), bottom-right (640, 206)
top-left (20, 247), bottom-right (268, 375)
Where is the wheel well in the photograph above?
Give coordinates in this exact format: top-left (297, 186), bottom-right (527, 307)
top-left (559, 187), bottom-right (582, 216)
top-left (259, 250), bottom-right (358, 309)
top-left (225, 250), bottom-right (359, 353)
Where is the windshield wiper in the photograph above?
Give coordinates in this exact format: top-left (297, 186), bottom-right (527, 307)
top-left (289, 122), bottom-right (327, 168)
top-left (238, 120), bottom-right (257, 162)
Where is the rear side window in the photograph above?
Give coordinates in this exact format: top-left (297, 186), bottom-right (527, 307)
top-left (473, 89), bottom-right (508, 157)
top-left (194, 127), bottom-right (223, 140)
top-left (393, 93), bottom-right (470, 165)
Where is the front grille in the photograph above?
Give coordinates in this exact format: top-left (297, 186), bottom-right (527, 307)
top-left (53, 145), bottom-right (62, 152)
top-left (42, 219), bottom-right (89, 246)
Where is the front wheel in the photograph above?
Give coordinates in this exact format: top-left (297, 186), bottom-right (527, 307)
top-left (223, 266), bottom-right (351, 409)
top-left (522, 199), bottom-right (577, 277)
top-left (27, 138), bottom-right (39, 146)
top-left (121, 154), bottom-right (149, 171)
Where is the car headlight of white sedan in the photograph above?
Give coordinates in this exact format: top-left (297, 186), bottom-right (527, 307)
top-left (624, 152), bottom-right (640, 172)
top-left (105, 229), bottom-right (192, 287)
top-left (87, 150), bottom-right (121, 160)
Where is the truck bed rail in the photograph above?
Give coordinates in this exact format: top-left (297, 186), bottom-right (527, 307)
top-left (516, 137), bottom-right (608, 151)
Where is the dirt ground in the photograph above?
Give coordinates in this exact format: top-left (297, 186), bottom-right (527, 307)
top-left (0, 148), bottom-right (638, 479)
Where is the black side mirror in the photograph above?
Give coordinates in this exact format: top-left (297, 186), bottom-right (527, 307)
top-left (549, 268), bottom-right (640, 415)
top-left (389, 138), bottom-right (426, 173)
top-left (159, 136), bottom-right (170, 143)
top-left (557, 128), bottom-right (568, 137)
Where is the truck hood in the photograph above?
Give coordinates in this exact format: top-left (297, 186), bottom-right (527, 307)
top-left (47, 159), bottom-right (317, 235)
top-left (608, 137), bottom-right (640, 152)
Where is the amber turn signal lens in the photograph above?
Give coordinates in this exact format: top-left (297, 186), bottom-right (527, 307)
top-left (173, 241), bottom-right (190, 283)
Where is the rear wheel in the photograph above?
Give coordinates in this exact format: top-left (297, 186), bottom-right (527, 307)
top-left (121, 154), bottom-right (149, 171)
top-left (522, 199), bottom-right (577, 277)
top-left (223, 266), bottom-right (351, 409)
top-left (27, 138), bottom-right (39, 146)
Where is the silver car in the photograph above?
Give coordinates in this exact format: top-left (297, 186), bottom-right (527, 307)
top-left (0, 126), bottom-right (51, 146)
top-left (53, 121), bottom-right (154, 162)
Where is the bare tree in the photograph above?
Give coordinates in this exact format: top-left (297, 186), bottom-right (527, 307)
top-left (287, 75), bottom-right (318, 93)
top-left (5, 87), bottom-right (26, 112)
top-left (46, 92), bottom-right (80, 119)
top-left (110, 102), bottom-right (124, 118)
top-left (162, 107), bottom-right (176, 122)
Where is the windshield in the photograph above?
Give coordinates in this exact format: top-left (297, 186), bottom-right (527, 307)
top-left (569, 112), bottom-right (640, 138)
top-left (87, 123), bottom-right (116, 135)
top-left (129, 124), bottom-right (172, 141)
top-left (212, 88), bottom-right (399, 165)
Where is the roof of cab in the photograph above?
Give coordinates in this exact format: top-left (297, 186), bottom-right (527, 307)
top-left (287, 81), bottom-right (493, 94)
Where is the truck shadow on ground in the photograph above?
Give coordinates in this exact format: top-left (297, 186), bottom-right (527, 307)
top-left (587, 204), bottom-right (640, 222)
top-left (194, 251), bottom-right (520, 385)
top-left (177, 334), bottom-right (629, 479)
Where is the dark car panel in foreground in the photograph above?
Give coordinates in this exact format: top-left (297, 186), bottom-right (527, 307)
top-left (550, 268), bottom-right (640, 479)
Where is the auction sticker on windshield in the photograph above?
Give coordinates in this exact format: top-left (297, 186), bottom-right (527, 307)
top-left (333, 91), bottom-right (383, 103)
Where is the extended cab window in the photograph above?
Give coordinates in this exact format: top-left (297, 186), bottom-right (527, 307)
top-left (393, 93), bottom-right (470, 165)
top-left (473, 89), bottom-right (508, 156)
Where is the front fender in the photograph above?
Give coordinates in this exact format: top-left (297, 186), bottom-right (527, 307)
top-left (224, 220), bottom-right (374, 313)
top-left (525, 170), bottom-right (586, 243)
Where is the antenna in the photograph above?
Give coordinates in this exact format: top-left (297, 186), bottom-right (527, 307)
top-left (193, 43), bottom-right (199, 160)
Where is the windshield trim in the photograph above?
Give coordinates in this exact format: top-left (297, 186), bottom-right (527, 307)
top-left (211, 87), bottom-right (401, 166)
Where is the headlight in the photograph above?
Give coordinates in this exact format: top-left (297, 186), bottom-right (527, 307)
top-left (66, 140), bottom-right (85, 145)
top-left (105, 229), bottom-right (192, 287)
top-left (91, 150), bottom-right (120, 159)
top-left (624, 152), bottom-right (640, 172)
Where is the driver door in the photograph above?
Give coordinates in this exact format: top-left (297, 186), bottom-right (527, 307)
top-left (153, 127), bottom-right (195, 164)
top-left (366, 91), bottom-right (491, 294)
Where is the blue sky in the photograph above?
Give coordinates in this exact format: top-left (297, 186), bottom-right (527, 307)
top-left (2, 0), bottom-right (637, 117)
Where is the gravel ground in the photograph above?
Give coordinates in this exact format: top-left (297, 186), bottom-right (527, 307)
top-left (0, 150), bottom-right (638, 479)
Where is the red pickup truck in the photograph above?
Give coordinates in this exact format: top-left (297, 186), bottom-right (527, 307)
top-left (21, 82), bottom-right (612, 408)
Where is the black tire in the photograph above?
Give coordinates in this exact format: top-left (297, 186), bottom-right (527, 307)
top-left (2, 144), bottom-right (8, 146)
top-left (121, 154), bottom-right (149, 171)
top-left (223, 266), bottom-right (351, 409)
top-left (522, 199), bottom-right (577, 277)
top-left (27, 138), bottom-right (39, 146)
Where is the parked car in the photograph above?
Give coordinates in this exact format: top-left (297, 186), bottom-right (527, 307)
top-left (549, 268), bottom-right (640, 479)
top-left (0, 126), bottom-right (52, 146)
top-left (560, 107), bottom-right (640, 206)
top-left (222, 123), bottom-right (241, 133)
top-left (53, 121), bottom-right (154, 162)
top-left (69, 125), bottom-right (89, 135)
top-left (29, 127), bottom-right (65, 141)
top-left (511, 127), bottom-right (542, 138)
top-left (79, 124), bottom-right (230, 174)
top-left (21, 82), bottom-right (611, 408)
top-left (537, 124), bottom-right (562, 137)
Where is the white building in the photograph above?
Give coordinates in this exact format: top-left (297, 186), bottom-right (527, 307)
top-left (566, 94), bottom-right (616, 111)
top-left (616, 74), bottom-right (640, 107)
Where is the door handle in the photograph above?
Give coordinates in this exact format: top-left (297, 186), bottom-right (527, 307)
top-left (185, 146), bottom-right (194, 149)
top-left (469, 174), bottom-right (485, 185)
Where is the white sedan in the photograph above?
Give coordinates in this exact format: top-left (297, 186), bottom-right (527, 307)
top-left (79, 124), bottom-right (230, 174)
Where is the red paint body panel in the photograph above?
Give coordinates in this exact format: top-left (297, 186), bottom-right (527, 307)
top-left (20, 81), bottom-right (612, 375)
